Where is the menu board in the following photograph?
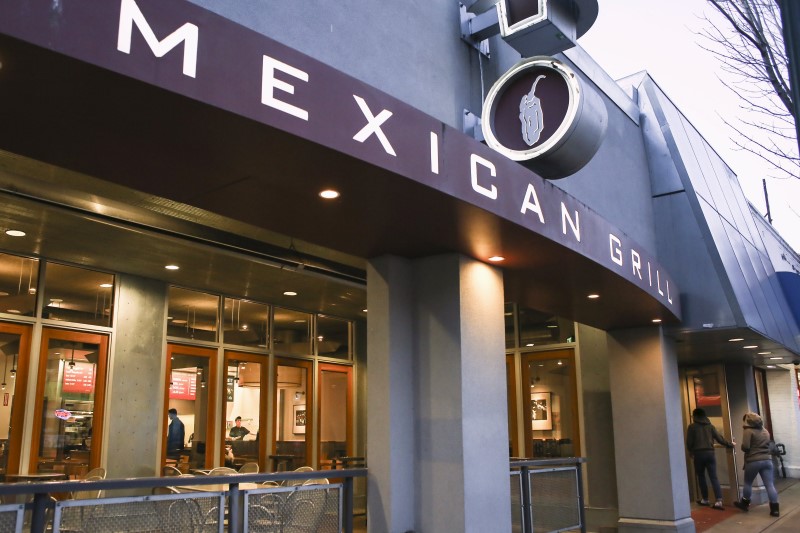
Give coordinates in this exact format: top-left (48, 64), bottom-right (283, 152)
top-left (62, 361), bottom-right (96, 394)
top-left (170, 371), bottom-right (197, 400)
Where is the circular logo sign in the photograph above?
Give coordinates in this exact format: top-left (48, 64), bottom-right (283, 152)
top-left (482, 57), bottom-right (606, 178)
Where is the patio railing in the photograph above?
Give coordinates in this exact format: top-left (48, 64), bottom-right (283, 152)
top-left (0, 467), bottom-right (366, 533)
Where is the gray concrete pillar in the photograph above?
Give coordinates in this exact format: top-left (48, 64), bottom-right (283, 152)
top-left (105, 274), bottom-right (167, 479)
top-left (366, 256), bottom-right (416, 533)
top-left (608, 327), bottom-right (694, 533)
top-left (366, 254), bottom-right (510, 533)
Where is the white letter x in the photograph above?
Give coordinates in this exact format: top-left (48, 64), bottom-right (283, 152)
top-left (352, 95), bottom-right (396, 156)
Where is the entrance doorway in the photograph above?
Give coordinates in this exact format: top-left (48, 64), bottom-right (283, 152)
top-left (681, 365), bottom-right (739, 504)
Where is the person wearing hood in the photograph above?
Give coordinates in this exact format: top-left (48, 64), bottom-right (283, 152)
top-left (686, 408), bottom-right (734, 509)
top-left (734, 412), bottom-right (779, 516)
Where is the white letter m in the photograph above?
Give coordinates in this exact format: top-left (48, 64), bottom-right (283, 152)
top-left (117, 0), bottom-right (199, 78)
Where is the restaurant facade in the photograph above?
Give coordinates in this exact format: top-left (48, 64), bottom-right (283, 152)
top-left (0, 1), bottom-right (798, 532)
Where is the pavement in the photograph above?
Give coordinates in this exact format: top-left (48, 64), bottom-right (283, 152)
top-left (699, 477), bottom-right (799, 533)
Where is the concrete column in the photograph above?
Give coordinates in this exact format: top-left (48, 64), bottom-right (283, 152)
top-left (608, 327), bottom-right (694, 532)
top-left (366, 256), bottom-right (416, 533)
top-left (105, 274), bottom-right (167, 479)
top-left (366, 254), bottom-right (510, 533)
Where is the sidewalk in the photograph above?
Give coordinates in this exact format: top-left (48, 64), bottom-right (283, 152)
top-left (698, 477), bottom-right (799, 533)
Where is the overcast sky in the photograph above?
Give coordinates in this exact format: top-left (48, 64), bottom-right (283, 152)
top-left (577, 0), bottom-right (800, 253)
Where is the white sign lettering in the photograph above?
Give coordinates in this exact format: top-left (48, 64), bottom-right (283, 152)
top-left (117, 0), bottom-right (198, 78)
top-left (353, 96), bottom-right (396, 156)
top-left (261, 55), bottom-right (309, 121)
top-left (470, 154), bottom-right (498, 200)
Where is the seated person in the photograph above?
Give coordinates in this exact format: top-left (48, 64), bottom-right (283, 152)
top-left (229, 416), bottom-right (250, 440)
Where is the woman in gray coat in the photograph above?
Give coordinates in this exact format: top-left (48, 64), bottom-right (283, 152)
top-left (734, 412), bottom-right (779, 516)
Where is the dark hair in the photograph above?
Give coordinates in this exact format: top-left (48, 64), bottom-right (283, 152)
top-left (692, 408), bottom-right (706, 417)
top-left (168, 408), bottom-right (177, 415)
top-left (235, 416), bottom-right (242, 421)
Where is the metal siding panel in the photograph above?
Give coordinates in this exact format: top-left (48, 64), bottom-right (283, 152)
top-left (698, 198), bottom-right (757, 328)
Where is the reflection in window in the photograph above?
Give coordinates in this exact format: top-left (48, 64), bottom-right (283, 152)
top-left (0, 253), bottom-right (39, 317)
top-left (273, 308), bottom-right (311, 355)
top-left (223, 298), bottom-right (269, 349)
top-left (43, 263), bottom-right (114, 327)
top-left (504, 303), bottom-right (516, 349)
top-left (518, 307), bottom-right (575, 348)
top-left (319, 369), bottom-right (348, 466)
top-left (167, 287), bottom-right (219, 342)
top-left (317, 315), bottom-right (351, 359)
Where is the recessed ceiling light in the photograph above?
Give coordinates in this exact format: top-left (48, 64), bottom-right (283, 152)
top-left (546, 325), bottom-right (558, 328)
top-left (766, 365), bottom-right (777, 369)
top-left (526, 343), bottom-right (534, 347)
top-left (488, 256), bottom-right (505, 262)
top-left (171, 319), bottom-right (187, 325)
top-left (362, 309), bottom-right (368, 313)
top-left (743, 345), bottom-right (758, 349)
top-left (283, 291), bottom-right (297, 296)
top-left (293, 319), bottom-right (306, 323)
top-left (99, 283), bottom-right (113, 288)
top-left (319, 189), bottom-right (340, 199)
top-left (5, 229), bottom-right (26, 237)
top-left (652, 319), bottom-right (662, 323)
top-left (6, 309), bottom-right (20, 314)
top-left (165, 264), bottom-right (179, 270)
top-left (728, 338), bottom-right (744, 342)
top-left (758, 351), bottom-right (772, 355)
top-left (769, 357), bottom-right (782, 360)
top-left (587, 294), bottom-right (600, 299)
top-left (0, 291), bottom-right (7, 297)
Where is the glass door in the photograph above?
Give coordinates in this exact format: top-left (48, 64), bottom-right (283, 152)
top-left (29, 328), bottom-right (109, 477)
top-left (272, 358), bottom-right (312, 472)
top-left (164, 344), bottom-right (218, 472)
top-left (520, 349), bottom-right (579, 459)
top-left (681, 365), bottom-right (738, 504)
top-left (0, 322), bottom-right (33, 478)
top-left (318, 363), bottom-right (353, 469)
top-left (222, 351), bottom-right (266, 471)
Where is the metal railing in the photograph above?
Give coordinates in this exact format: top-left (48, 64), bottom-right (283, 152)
top-left (0, 468), bottom-right (366, 533)
top-left (510, 457), bottom-right (586, 533)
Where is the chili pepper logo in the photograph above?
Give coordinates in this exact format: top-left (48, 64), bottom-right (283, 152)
top-left (519, 75), bottom-right (546, 146)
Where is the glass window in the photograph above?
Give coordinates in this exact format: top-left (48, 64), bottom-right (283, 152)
top-left (0, 253), bottom-right (39, 317)
top-left (504, 303), bottom-right (516, 349)
top-left (524, 352), bottom-right (577, 458)
top-left (42, 263), bottom-right (114, 327)
top-left (32, 329), bottom-right (109, 476)
top-left (223, 298), bottom-right (269, 349)
top-left (224, 354), bottom-right (263, 470)
top-left (319, 365), bottom-right (352, 468)
top-left (518, 308), bottom-right (575, 348)
top-left (273, 307), bottom-right (311, 356)
top-left (273, 360), bottom-right (311, 470)
top-left (316, 315), bottom-right (351, 359)
top-left (167, 287), bottom-right (219, 342)
top-left (166, 344), bottom-right (217, 471)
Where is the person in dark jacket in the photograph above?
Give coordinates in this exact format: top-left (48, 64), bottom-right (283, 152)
top-left (734, 412), bottom-right (779, 516)
top-left (166, 408), bottom-right (185, 458)
top-left (686, 408), bottom-right (734, 509)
